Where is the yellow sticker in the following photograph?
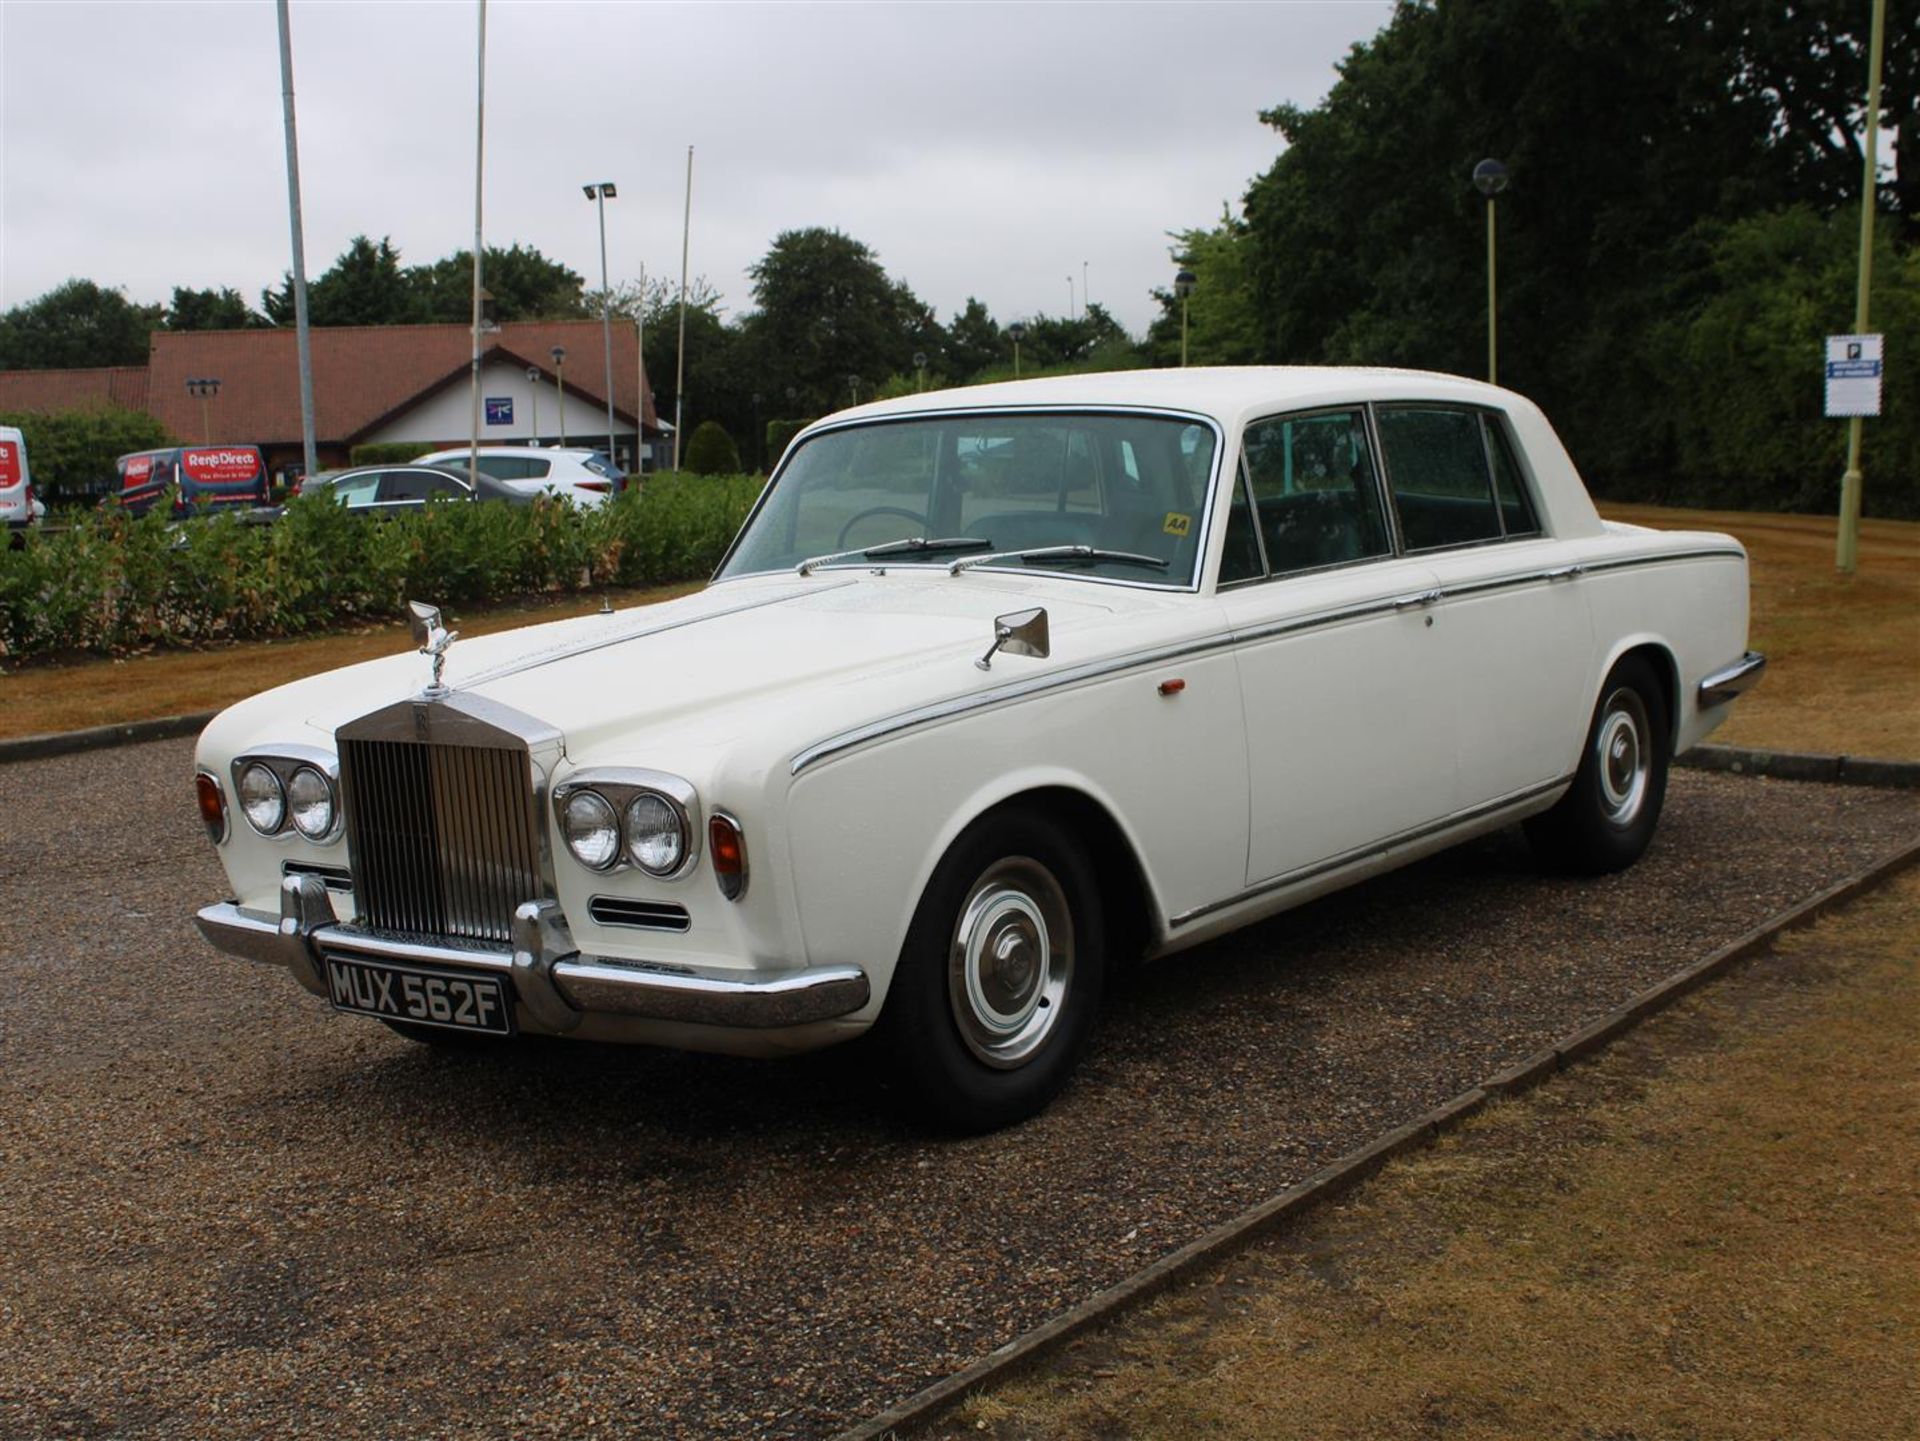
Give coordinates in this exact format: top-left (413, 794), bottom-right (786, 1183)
top-left (1163, 511), bottom-right (1193, 537)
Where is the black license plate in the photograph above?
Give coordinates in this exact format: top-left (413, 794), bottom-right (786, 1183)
top-left (324, 956), bottom-right (515, 1036)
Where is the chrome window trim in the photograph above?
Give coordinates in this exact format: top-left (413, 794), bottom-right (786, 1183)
top-left (788, 547), bottom-right (1747, 777)
top-left (551, 767), bottom-right (703, 880)
top-left (231, 745), bottom-right (342, 843)
top-left (712, 404), bottom-right (1228, 595)
top-left (1168, 773), bottom-right (1575, 928)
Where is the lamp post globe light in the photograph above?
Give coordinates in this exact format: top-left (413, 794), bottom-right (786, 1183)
top-left (551, 345), bottom-right (568, 446)
top-left (1472, 158), bottom-right (1508, 384)
top-left (1007, 321), bottom-right (1027, 379)
top-left (1173, 269), bottom-right (1196, 368)
top-left (185, 377), bottom-right (221, 443)
top-left (913, 351), bottom-right (928, 392)
top-left (583, 181), bottom-right (619, 465)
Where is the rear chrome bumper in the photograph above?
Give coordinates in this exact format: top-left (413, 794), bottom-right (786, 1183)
top-left (1697, 650), bottom-right (1767, 707)
top-left (195, 874), bottom-right (870, 1033)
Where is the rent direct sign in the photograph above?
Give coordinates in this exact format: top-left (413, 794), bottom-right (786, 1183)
top-left (0, 441), bottom-right (18, 485)
top-left (182, 448), bottom-right (261, 483)
top-left (1824, 334), bottom-right (1883, 418)
top-left (486, 397), bottom-right (514, 425)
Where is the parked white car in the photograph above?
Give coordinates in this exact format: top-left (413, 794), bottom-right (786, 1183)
top-left (1, 424), bottom-right (41, 533)
top-left (194, 369), bottom-right (1763, 1130)
top-left (411, 445), bottom-right (624, 508)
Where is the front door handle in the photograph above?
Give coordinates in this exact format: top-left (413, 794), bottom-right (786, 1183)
top-left (1393, 589), bottom-right (1443, 611)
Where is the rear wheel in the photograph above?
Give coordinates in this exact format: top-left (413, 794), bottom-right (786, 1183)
top-left (878, 808), bottom-right (1104, 1132)
top-left (1525, 654), bottom-right (1671, 874)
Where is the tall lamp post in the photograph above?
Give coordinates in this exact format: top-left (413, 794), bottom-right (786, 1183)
top-left (186, 377), bottom-right (221, 442)
top-left (1173, 269), bottom-right (1196, 367)
top-left (551, 345), bottom-right (568, 446)
top-left (1473, 158), bottom-right (1509, 384)
top-left (1008, 321), bottom-right (1027, 379)
top-left (583, 181), bottom-right (619, 464)
top-left (525, 365), bottom-right (541, 443)
top-left (1836, 0), bottom-right (1887, 575)
top-left (913, 351), bottom-right (928, 392)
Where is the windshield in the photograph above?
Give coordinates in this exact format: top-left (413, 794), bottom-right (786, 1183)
top-left (717, 411), bottom-right (1218, 585)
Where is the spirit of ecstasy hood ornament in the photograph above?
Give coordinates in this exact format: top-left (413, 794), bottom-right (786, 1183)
top-left (408, 601), bottom-right (459, 697)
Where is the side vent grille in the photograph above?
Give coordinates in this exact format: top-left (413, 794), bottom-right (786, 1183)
top-left (588, 897), bottom-right (692, 933)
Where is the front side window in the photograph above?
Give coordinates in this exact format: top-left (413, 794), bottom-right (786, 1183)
top-left (1231, 408), bottom-right (1392, 579)
top-left (717, 412), bottom-right (1217, 586)
top-left (327, 472), bottom-right (382, 507)
top-left (1376, 406), bottom-right (1504, 551)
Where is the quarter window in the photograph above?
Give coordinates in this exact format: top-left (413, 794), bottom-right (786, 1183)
top-left (1376, 406), bottom-right (1504, 551)
top-left (1483, 415), bottom-right (1540, 536)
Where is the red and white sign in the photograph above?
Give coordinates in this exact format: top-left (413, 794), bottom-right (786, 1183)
top-left (182, 447), bottom-right (262, 484)
top-left (0, 441), bottom-right (19, 487)
top-left (122, 454), bottom-right (155, 483)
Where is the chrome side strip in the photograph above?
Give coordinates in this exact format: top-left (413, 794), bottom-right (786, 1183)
top-left (1697, 650), bottom-right (1766, 707)
top-left (789, 548), bottom-right (1744, 777)
top-left (1168, 774), bottom-right (1573, 929)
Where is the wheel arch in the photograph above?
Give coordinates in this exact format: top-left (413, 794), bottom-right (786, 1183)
top-left (1596, 635), bottom-right (1680, 748)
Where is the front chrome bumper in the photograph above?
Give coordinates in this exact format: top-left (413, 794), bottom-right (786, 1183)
top-left (195, 874), bottom-right (870, 1033)
top-left (1697, 650), bottom-right (1767, 707)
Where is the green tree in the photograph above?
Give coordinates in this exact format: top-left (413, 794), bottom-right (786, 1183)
top-left (0, 280), bottom-right (161, 369)
top-left (1145, 213), bottom-right (1263, 366)
top-left (683, 419), bottom-right (741, 475)
top-left (0, 404), bottom-right (175, 505)
top-left (943, 297), bottom-right (1004, 380)
top-left (165, 286), bottom-right (266, 331)
top-left (410, 243), bottom-right (590, 323)
top-left (262, 235), bottom-right (421, 326)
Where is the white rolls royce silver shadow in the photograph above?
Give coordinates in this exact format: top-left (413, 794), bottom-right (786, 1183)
top-left (193, 368), bottom-right (1764, 1130)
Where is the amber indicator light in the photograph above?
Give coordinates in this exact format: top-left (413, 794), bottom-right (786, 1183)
top-left (709, 814), bottom-right (747, 899)
top-left (195, 772), bottom-right (228, 841)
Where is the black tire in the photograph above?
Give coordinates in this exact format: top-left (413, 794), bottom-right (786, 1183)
top-left (1525, 654), bottom-right (1671, 875)
top-left (876, 808), bottom-right (1105, 1133)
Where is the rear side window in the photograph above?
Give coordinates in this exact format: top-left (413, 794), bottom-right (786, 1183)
top-left (1376, 407), bottom-right (1502, 551)
top-left (1483, 416), bottom-right (1540, 536)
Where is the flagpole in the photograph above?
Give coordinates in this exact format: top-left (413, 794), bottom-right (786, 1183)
top-left (673, 145), bottom-right (693, 472)
top-left (467, 0), bottom-right (488, 482)
top-left (274, 0), bottom-right (317, 484)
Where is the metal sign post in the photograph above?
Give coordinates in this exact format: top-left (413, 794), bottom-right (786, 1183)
top-left (1834, 0), bottom-right (1886, 575)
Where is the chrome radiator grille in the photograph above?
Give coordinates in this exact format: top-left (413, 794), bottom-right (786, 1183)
top-left (338, 735), bottom-right (541, 943)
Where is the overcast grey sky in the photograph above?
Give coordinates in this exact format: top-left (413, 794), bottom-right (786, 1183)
top-left (0, 0), bottom-right (1392, 335)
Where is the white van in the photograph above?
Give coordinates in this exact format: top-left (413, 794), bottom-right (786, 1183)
top-left (0, 425), bottom-right (43, 534)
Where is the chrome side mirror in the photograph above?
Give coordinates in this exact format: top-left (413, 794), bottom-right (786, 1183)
top-left (976, 607), bottom-right (1050, 671)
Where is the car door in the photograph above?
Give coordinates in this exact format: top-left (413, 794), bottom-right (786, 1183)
top-left (1372, 404), bottom-right (1593, 809)
top-left (1216, 406), bottom-right (1455, 887)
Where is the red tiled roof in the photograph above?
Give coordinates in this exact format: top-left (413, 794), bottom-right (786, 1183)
top-left (144, 319), bottom-right (658, 446)
top-left (0, 366), bottom-right (151, 419)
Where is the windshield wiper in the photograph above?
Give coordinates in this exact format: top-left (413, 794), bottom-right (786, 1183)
top-left (796, 535), bottom-right (989, 576)
top-left (948, 544), bottom-right (1169, 576)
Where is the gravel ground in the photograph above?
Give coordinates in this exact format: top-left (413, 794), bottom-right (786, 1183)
top-left (2, 739), bottom-right (1916, 1439)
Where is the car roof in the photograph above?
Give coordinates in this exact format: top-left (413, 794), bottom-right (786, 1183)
top-left (820, 365), bottom-right (1535, 434)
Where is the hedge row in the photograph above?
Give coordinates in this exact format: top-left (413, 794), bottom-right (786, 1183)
top-left (0, 473), bottom-right (764, 663)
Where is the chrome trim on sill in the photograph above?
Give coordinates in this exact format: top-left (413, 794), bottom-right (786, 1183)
top-left (193, 882), bottom-right (868, 1031)
top-left (1697, 651), bottom-right (1766, 707)
top-left (1169, 774), bottom-right (1573, 928)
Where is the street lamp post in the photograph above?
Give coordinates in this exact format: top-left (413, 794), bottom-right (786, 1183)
top-left (847, 374), bottom-right (862, 406)
top-left (186, 377), bottom-right (221, 442)
top-left (750, 392), bottom-right (763, 471)
top-left (1173, 269), bottom-right (1196, 367)
top-left (583, 181), bottom-right (618, 464)
top-left (525, 365), bottom-right (541, 443)
top-left (913, 351), bottom-right (928, 392)
top-left (1067, 274), bottom-right (1076, 321)
top-left (1473, 158), bottom-right (1509, 385)
top-left (1008, 321), bottom-right (1027, 379)
top-left (551, 345), bottom-right (568, 446)
top-left (1836, 0), bottom-right (1888, 575)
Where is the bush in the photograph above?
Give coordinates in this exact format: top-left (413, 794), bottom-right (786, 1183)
top-left (683, 420), bottom-right (741, 476)
top-left (0, 471), bottom-right (766, 663)
top-left (765, 418), bottom-right (812, 466)
top-left (0, 405), bottom-right (176, 507)
top-left (349, 441), bottom-right (440, 466)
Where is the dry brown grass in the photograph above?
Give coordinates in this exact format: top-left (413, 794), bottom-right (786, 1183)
top-left (0, 583), bottom-right (700, 739)
top-left (927, 872), bottom-right (1920, 1441)
top-left (1599, 503), bottom-right (1920, 759)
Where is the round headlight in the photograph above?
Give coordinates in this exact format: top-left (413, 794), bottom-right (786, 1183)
top-left (287, 765), bottom-right (335, 840)
top-left (625, 792), bottom-right (687, 875)
top-left (562, 790), bottom-right (620, 870)
top-left (238, 762), bottom-right (286, 835)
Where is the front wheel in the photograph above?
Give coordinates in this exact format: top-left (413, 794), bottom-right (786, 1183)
top-left (1525, 654), bottom-right (1671, 875)
top-left (877, 809), bottom-right (1104, 1132)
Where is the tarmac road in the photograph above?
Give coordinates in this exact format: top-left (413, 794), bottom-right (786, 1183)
top-left (3, 738), bottom-right (1916, 1438)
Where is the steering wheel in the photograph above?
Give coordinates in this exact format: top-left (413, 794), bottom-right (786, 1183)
top-left (836, 506), bottom-right (928, 549)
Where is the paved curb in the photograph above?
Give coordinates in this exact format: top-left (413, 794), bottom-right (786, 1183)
top-left (0, 711), bottom-right (213, 764)
top-left (1678, 742), bottom-right (1920, 789)
top-left (837, 832), bottom-right (1920, 1441)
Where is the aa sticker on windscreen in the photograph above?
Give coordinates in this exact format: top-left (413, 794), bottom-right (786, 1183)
top-left (1162, 512), bottom-right (1193, 537)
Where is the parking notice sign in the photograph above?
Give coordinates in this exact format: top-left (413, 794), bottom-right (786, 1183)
top-left (485, 396), bottom-right (514, 426)
top-left (1825, 334), bottom-right (1883, 417)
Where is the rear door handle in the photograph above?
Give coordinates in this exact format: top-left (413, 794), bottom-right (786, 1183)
top-left (1393, 589), bottom-right (1443, 610)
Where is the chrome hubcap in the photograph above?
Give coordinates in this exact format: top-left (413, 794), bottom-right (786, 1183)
top-left (948, 856), bottom-right (1073, 1068)
top-left (1594, 686), bottom-right (1651, 827)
